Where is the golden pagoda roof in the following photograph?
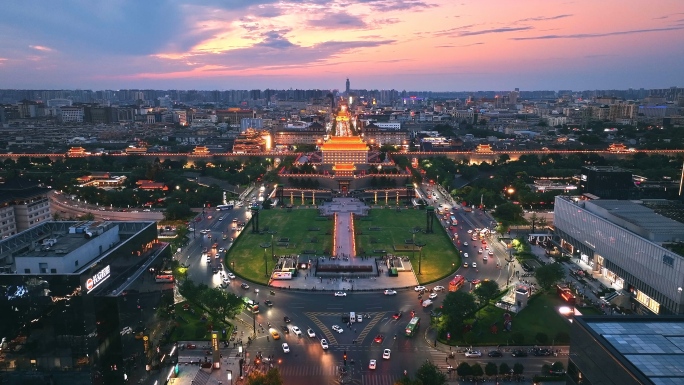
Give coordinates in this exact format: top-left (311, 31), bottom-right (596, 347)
top-left (333, 163), bottom-right (356, 171)
top-left (320, 136), bottom-right (368, 151)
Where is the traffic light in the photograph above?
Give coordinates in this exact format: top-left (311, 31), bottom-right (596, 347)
top-left (343, 351), bottom-right (347, 366)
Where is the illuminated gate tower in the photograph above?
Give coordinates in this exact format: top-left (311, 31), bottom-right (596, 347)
top-left (320, 104), bottom-right (369, 193)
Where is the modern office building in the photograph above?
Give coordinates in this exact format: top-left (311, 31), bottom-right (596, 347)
top-left (567, 315), bottom-right (684, 385)
top-left (579, 166), bottom-right (635, 199)
top-left (0, 220), bottom-right (171, 385)
top-left (554, 196), bottom-right (684, 315)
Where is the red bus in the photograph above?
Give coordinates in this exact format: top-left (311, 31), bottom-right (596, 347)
top-left (155, 274), bottom-right (174, 283)
top-left (448, 275), bottom-right (466, 292)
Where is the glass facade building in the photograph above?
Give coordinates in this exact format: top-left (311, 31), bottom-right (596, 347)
top-left (554, 196), bottom-right (684, 315)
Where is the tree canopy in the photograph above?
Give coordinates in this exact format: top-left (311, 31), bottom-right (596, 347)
top-left (534, 263), bottom-right (566, 290)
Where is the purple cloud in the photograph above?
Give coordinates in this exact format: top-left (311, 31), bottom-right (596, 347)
top-left (511, 26), bottom-right (683, 40)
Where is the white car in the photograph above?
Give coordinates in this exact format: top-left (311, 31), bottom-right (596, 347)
top-left (218, 247), bottom-right (225, 253)
top-left (433, 286), bottom-right (444, 292)
top-left (321, 339), bottom-right (329, 350)
top-left (478, 248), bottom-right (483, 254)
top-left (291, 326), bottom-right (302, 336)
top-left (467, 230), bottom-right (473, 234)
top-left (254, 288), bottom-right (260, 293)
top-left (369, 359), bottom-right (377, 370)
top-left (307, 328), bottom-right (316, 338)
top-left (429, 292), bottom-right (438, 299)
top-left (414, 286), bottom-right (426, 292)
top-left (384, 289), bottom-right (397, 295)
top-left (222, 277), bottom-right (230, 284)
top-left (334, 291), bottom-right (347, 297)
top-left (472, 262), bottom-right (478, 268)
top-left (282, 343), bottom-right (290, 353)
top-left (488, 250), bottom-right (494, 255)
top-left (332, 325), bottom-right (344, 334)
top-left (463, 252), bottom-right (469, 258)
top-left (463, 242), bottom-right (469, 246)
top-left (120, 326), bottom-right (132, 335)
top-left (465, 350), bottom-right (482, 358)
top-left (382, 349), bottom-right (391, 360)
top-left (463, 262), bottom-right (469, 268)
top-left (226, 273), bottom-right (236, 279)
top-left (483, 255), bottom-right (488, 261)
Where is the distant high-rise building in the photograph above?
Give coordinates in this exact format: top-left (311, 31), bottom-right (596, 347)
top-left (346, 78), bottom-right (350, 94)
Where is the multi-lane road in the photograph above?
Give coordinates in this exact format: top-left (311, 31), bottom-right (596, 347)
top-left (167, 185), bottom-right (561, 385)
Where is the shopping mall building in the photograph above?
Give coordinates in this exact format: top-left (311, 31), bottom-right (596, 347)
top-left (0, 220), bottom-right (172, 385)
top-left (554, 196), bottom-right (684, 315)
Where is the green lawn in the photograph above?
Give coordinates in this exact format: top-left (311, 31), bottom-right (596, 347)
top-left (226, 208), bottom-right (333, 284)
top-left (171, 302), bottom-right (233, 341)
top-left (447, 292), bottom-right (571, 346)
top-left (355, 209), bottom-right (459, 284)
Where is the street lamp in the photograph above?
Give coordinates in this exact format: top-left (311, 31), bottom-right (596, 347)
top-left (505, 245), bottom-right (515, 287)
top-left (410, 228), bottom-right (420, 270)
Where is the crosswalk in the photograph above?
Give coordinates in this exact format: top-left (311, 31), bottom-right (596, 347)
top-left (361, 374), bottom-right (399, 385)
top-left (279, 365), bottom-right (340, 377)
top-left (355, 312), bottom-right (387, 344)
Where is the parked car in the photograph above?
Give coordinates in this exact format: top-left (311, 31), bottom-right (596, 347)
top-left (488, 350), bottom-right (503, 357)
top-left (465, 350), bottom-right (482, 358)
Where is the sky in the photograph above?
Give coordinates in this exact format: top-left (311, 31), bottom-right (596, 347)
top-left (0, 0), bottom-right (683, 91)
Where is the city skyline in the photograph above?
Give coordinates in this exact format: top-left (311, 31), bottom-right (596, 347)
top-left (1, 0), bottom-right (683, 91)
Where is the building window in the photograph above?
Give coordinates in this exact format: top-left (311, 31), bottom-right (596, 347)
top-left (24, 268), bottom-right (30, 274)
top-left (51, 268), bottom-right (57, 273)
top-left (75, 260), bottom-right (79, 266)
top-left (39, 263), bottom-right (48, 274)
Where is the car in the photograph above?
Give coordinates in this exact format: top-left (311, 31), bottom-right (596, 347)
top-left (463, 262), bottom-right (469, 268)
top-left (291, 326), bottom-right (302, 336)
top-left (185, 343), bottom-right (197, 349)
top-left (280, 325), bottom-right (289, 333)
top-left (374, 334), bottom-right (384, 343)
top-left (384, 289), bottom-right (397, 295)
top-left (264, 300), bottom-right (273, 307)
top-left (332, 325), bottom-right (343, 334)
top-left (429, 293), bottom-right (438, 299)
top-left (282, 343), bottom-right (290, 353)
top-left (382, 349), bottom-right (391, 359)
top-left (472, 262), bottom-right (477, 268)
top-left (222, 277), bottom-right (230, 284)
top-left (467, 230), bottom-right (473, 234)
top-left (414, 286), bottom-right (426, 292)
top-left (511, 349), bottom-right (528, 357)
top-left (465, 350), bottom-right (482, 357)
top-left (143, 209), bottom-right (151, 212)
top-left (471, 279), bottom-right (481, 285)
top-left (283, 316), bottom-right (291, 323)
top-left (421, 299), bottom-right (433, 307)
top-left (433, 285), bottom-right (444, 292)
top-left (334, 291), bottom-right (347, 297)
top-left (218, 247), bottom-right (225, 253)
top-left (488, 250), bottom-right (494, 256)
top-left (227, 273), bottom-right (236, 279)
top-left (241, 283), bottom-right (249, 289)
top-left (533, 348), bottom-right (552, 356)
top-left (483, 255), bottom-right (488, 261)
top-left (488, 350), bottom-right (503, 357)
top-left (478, 248), bottom-right (483, 254)
top-left (307, 328), bottom-right (316, 338)
top-left (255, 288), bottom-right (260, 293)
top-left (463, 242), bottom-right (469, 246)
top-left (392, 312), bottom-right (402, 320)
top-left (321, 339), bottom-right (329, 350)
top-left (369, 359), bottom-right (377, 370)
top-left (120, 326), bottom-right (133, 335)
top-left (270, 329), bottom-right (280, 340)
top-left (463, 252), bottom-right (469, 258)
top-left (357, 314), bottom-right (363, 322)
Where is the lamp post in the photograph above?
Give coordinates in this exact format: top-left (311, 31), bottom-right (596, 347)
top-left (416, 240), bottom-right (426, 275)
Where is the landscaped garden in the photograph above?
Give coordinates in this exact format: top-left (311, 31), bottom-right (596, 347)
top-left (226, 208), bottom-right (334, 284)
top-left (355, 208), bottom-right (460, 283)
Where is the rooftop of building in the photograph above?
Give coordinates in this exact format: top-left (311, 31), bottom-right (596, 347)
top-left (586, 199), bottom-right (684, 235)
top-left (576, 316), bottom-right (684, 384)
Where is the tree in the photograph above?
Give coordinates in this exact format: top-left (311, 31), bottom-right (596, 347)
top-left (485, 362), bottom-right (498, 377)
top-left (245, 368), bottom-right (284, 385)
top-left (552, 361), bottom-right (565, 373)
top-left (534, 263), bottom-right (566, 290)
top-left (499, 363), bottom-right (511, 376)
top-left (163, 203), bottom-right (193, 220)
top-left (493, 202), bottom-right (524, 224)
top-left (529, 212), bottom-right (538, 232)
top-left (456, 362), bottom-right (472, 378)
top-left (473, 280), bottom-right (499, 304)
top-left (470, 363), bottom-right (484, 378)
top-left (513, 363), bottom-right (524, 375)
top-left (441, 291), bottom-right (478, 336)
top-left (415, 361), bottom-right (447, 385)
top-left (535, 332), bottom-right (549, 344)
